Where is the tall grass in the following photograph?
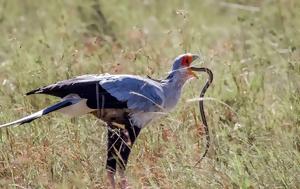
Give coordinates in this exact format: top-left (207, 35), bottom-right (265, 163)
top-left (0, 0), bottom-right (299, 188)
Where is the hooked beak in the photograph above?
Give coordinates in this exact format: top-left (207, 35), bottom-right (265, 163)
top-left (188, 55), bottom-right (200, 78)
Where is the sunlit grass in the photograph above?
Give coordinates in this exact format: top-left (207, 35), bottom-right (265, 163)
top-left (0, 0), bottom-right (299, 188)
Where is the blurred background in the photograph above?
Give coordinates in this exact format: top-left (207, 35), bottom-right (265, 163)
top-left (0, 0), bottom-right (299, 188)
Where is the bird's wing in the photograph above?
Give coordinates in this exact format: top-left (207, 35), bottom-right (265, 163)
top-left (26, 74), bottom-right (127, 109)
top-left (26, 74), bottom-right (164, 112)
top-left (26, 74), bottom-right (104, 97)
top-left (100, 75), bottom-right (165, 112)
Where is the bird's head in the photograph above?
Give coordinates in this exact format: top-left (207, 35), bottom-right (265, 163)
top-left (170, 53), bottom-right (200, 80)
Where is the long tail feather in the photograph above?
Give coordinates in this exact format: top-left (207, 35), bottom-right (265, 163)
top-left (0, 99), bottom-right (77, 128)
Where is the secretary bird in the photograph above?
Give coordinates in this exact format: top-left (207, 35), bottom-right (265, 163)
top-left (1, 53), bottom-right (204, 188)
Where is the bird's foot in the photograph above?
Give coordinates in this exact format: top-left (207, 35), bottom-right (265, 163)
top-left (107, 170), bottom-right (116, 189)
top-left (119, 170), bottom-right (130, 189)
top-left (120, 177), bottom-right (130, 189)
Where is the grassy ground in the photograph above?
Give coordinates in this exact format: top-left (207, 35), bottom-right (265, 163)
top-left (0, 0), bottom-right (299, 188)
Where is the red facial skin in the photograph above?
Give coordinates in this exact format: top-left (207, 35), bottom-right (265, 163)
top-left (180, 54), bottom-right (193, 67)
top-left (180, 54), bottom-right (198, 78)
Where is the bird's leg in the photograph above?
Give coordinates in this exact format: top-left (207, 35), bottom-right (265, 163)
top-left (106, 119), bottom-right (141, 189)
top-left (118, 122), bottom-right (141, 189)
top-left (106, 124), bottom-right (131, 189)
top-left (106, 125), bottom-right (120, 189)
top-left (119, 169), bottom-right (129, 189)
top-left (107, 170), bottom-right (116, 189)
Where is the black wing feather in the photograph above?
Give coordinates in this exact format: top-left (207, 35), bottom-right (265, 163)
top-left (26, 75), bottom-right (127, 109)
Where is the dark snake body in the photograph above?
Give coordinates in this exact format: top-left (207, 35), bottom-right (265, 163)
top-left (190, 67), bottom-right (213, 166)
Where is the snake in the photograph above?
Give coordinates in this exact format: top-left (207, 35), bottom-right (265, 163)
top-left (190, 67), bottom-right (213, 166)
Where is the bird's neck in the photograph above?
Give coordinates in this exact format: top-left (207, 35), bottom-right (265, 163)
top-left (164, 71), bottom-right (189, 87)
top-left (161, 73), bottom-right (188, 111)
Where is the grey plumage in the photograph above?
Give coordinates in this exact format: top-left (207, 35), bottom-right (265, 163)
top-left (100, 74), bottom-right (165, 112)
